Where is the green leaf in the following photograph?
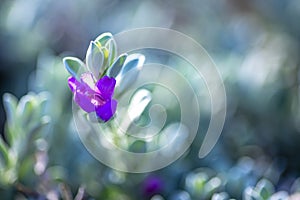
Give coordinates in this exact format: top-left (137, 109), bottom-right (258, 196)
top-left (36, 92), bottom-right (50, 114)
top-left (3, 93), bottom-right (17, 127)
top-left (94, 32), bottom-right (113, 48)
top-left (269, 191), bottom-right (289, 200)
top-left (121, 54), bottom-right (145, 75)
top-left (107, 54), bottom-right (127, 78)
top-left (0, 138), bottom-right (9, 168)
top-left (28, 116), bottom-right (51, 140)
top-left (255, 179), bottom-right (275, 200)
top-left (63, 57), bottom-right (85, 80)
top-left (243, 187), bottom-right (263, 200)
top-left (17, 156), bottom-right (35, 181)
top-left (116, 54), bottom-right (145, 93)
top-left (86, 41), bottom-right (104, 78)
top-left (127, 89), bottom-right (151, 121)
top-left (204, 177), bottom-right (222, 194)
top-left (211, 192), bottom-right (229, 200)
top-left (193, 173), bottom-right (208, 192)
top-left (129, 140), bottom-right (146, 153)
top-left (3, 93), bottom-right (18, 145)
top-left (46, 166), bottom-right (67, 181)
top-left (16, 94), bottom-right (36, 128)
top-left (100, 46), bottom-right (110, 71)
top-left (17, 115), bottom-right (51, 162)
top-left (105, 38), bottom-right (117, 66)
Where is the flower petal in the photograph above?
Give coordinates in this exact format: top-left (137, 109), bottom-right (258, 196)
top-left (95, 99), bottom-right (117, 122)
top-left (69, 75), bottom-right (95, 112)
top-left (96, 76), bottom-right (116, 100)
top-left (74, 88), bottom-right (95, 113)
top-left (68, 76), bottom-right (79, 92)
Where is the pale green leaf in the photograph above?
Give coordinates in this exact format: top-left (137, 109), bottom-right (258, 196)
top-left (116, 54), bottom-right (145, 93)
top-left (86, 41), bottom-right (104, 78)
top-left (3, 93), bottom-right (17, 127)
top-left (107, 54), bottom-right (127, 78)
top-left (94, 32), bottom-right (113, 47)
top-left (121, 54), bottom-right (145, 75)
top-left (63, 57), bottom-right (85, 80)
top-left (105, 38), bottom-right (117, 66)
top-left (0, 138), bottom-right (9, 168)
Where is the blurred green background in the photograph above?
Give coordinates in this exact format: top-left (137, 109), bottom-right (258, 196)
top-left (1, 0), bottom-right (300, 199)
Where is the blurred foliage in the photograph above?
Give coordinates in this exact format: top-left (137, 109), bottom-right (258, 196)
top-left (1, 0), bottom-right (300, 199)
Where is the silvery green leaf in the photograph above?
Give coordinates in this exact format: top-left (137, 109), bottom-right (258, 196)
top-left (3, 93), bottom-right (17, 127)
top-left (129, 140), bottom-right (146, 153)
top-left (105, 38), bottom-right (117, 66)
top-left (291, 178), bottom-right (300, 193)
top-left (243, 187), bottom-right (263, 200)
top-left (94, 32), bottom-right (113, 47)
top-left (127, 89), bottom-right (152, 121)
top-left (0, 138), bottom-right (9, 167)
top-left (107, 53), bottom-right (127, 78)
top-left (16, 115), bottom-right (51, 160)
top-left (211, 192), bottom-right (229, 200)
top-left (86, 41), bottom-right (104, 78)
top-left (29, 115), bottom-right (51, 136)
top-left (116, 54), bottom-right (145, 93)
top-left (121, 54), bottom-right (145, 75)
top-left (185, 172), bottom-right (208, 193)
top-left (269, 191), bottom-right (289, 200)
top-left (63, 57), bottom-right (85, 80)
top-left (100, 46), bottom-right (110, 70)
top-left (3, 93), bottom-right (19, 144)
top-left (16, 94), bottom-right (39, 127)
top-left (170, 191), bottom-right (191, 200)
top-left (87, 112), bottom-right (99, 123)
top-left (116, 70), bottom-right (139, 96)
top-left (204, 177), bottom-right (222, 193)
top-left (151, 195), bottom-right (165, 200)
top-left (255, 179), bottom-right (275, 200)
top-left (36, 92), bottom-right (50, 112)
top-left (46, 166), bottom-right (67, 181)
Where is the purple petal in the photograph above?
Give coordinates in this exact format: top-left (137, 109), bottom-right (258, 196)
top-left (96, 76), bottom-right (116, 100)
top-left (95, 99), bottom-right (117, 122)
top-left (143, 176), bottom-right (163, 197)
top-left (68, 76), bottom-right (79, 92)
top-left (74, 84), bottom-right (96, 113)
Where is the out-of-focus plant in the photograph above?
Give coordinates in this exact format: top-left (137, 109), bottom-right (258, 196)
top-left (242, 178), bottom-right (300, 200)
top-left (0, 0), bottom-right (300, 199)
top-left (184, 168), bottom-right (224, 199)
top-left (30, 50), bottom-right (70, 120)
top-left (0, 92), bottom-right (50, 193)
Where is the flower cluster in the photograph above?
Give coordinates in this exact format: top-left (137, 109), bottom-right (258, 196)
top-left (68, 74), bottom-right (117, 122)
top-left (63, 33), bottom-right (145, 122)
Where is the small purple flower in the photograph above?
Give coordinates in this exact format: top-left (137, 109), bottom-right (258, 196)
top-left (143, 176), bottom-right (164, 197)
top-left (68, 72), bottom-right (117, 122)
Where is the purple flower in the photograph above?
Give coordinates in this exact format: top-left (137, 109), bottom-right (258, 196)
top-left (68, 72), bottom-right (117, 122)
top-left (142, 176), bottom-right (164, 197)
